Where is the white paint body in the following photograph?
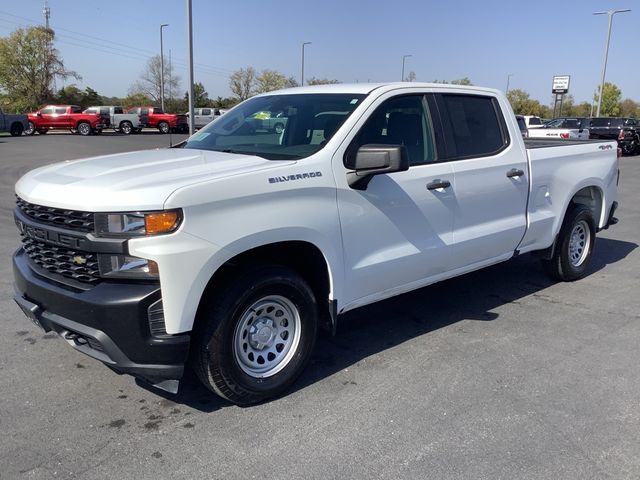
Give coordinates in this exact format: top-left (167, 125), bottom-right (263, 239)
top-left (15, 83), bottom-right (619, 334)
top-left (528, 127), bottom-right (590, 140)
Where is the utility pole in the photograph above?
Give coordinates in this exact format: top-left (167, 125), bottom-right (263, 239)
top-left (401, 54), bottom-right (412, 81)
top-left (506, 73), bottom-right (514, 95)
top-left (43, 0), bottom-right (50, 29)
top-left (160, 24), bottom-right (169, 111)
top-left (186, 0), bottom-right (195, 135)
top-left (301, 42), bottom-right (311, 86)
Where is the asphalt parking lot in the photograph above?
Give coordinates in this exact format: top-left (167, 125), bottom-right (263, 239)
top-left (1, 132), bottom-right (639, 479)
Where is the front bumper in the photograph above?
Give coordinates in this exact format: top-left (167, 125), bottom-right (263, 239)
top-left (13, 248), bottom-right (190, 390)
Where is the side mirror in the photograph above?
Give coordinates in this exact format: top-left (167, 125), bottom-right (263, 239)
top-left (36, 112), bottom-right (42, 116)
top-left (345, 144), bottom-right (409, 190)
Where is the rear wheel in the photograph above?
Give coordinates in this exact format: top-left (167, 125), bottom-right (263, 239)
top-left (10, 122), bottom-right (23, 136)
top-left (193, 265), bottom-right (318, 405)
top-left (77, 122), bottom-right (91, 136)
top-left (120, 121), bottom-right (133, 135)
top-left (25, 121), bottom-right (35, 135)
top-left (158, 121), bottom-right (170, 134)
top-left (541, 204), bottom-right (596, 281)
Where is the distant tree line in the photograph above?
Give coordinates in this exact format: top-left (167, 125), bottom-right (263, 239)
top-left (0, 26), bottom-right (638, 118)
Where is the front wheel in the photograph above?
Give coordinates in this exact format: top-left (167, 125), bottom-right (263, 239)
top-left (541, 204), bottom-right (596, 281)
top-left (120, 121), bottom-right (133, 135)
top-left (25, 121), bottom-right (35, 135)
top-left (10, 123), bottom-right (24, 136)
top-left (77, 122), bottom-right (91, 136)
top-left (193, 265), bottom-right (318, 405)
top-left (158, 121), bottom-right (170, 134)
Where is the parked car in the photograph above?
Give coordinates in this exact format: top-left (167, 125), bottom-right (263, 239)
top-left (126, 106), bottom-right (188, 134)
top-left (589, 117), bottom-right (639, 156)
top-left (523, 115), bottom-right (544, 129)
top-left (246, 110), bottom-right (288, 133)
top-left (84, 106), bottom-right (147, 135)
top-left (25, 105), bottom-right (108, 136)
top-left (185, 107), bottom-right (226, 129)
top-left (13, 83), bottom-right (619, 405)
top-left (527, 117), bottom-right (590, 140)
top-left (515, 115), bottom-right (529, 138)
top-left (0, 108), bottom-right (28, 136)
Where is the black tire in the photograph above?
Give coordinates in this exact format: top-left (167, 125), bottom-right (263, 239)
top-left (25, 121), bottom-right (36, 135)
top-left (77, 122), bottom-right (91, 136)
top-left (36, 128), bottom-right (48, 135)
top-left (158, 121), bottom-right (170, 134)
top-left (132, 128), bottom-right (142, 134)
top-left (193, 265), bottom-right (318, 405)
top-left (92, 129), bottom-right (102, 135)
top-left (621, 141), bottom-right (635, 156)
top-left (541, 204), bottom-right (596, 281)
top-left (10, 122), bottom-right (24, 136)
top-left (120, 121), bottom-right (133, 135)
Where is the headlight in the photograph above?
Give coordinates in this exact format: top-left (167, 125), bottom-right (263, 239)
top-left (98, 254), bottom-right (159, 279)
top-left (95, 209), bottom-right (182, 237)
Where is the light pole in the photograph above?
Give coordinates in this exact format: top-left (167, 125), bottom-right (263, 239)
top-left (185, 1), bottom-right (194, 135)
top-left (401, 54), bottom-right (412, 81)
top-left (160, 23), bottom-right (169, 112)
top-left (505, 73), bottom-right (514, 95)
top-left (301, 42), bottom-right (311, 86)
top-left (593, 9), bottom-right (630, 117)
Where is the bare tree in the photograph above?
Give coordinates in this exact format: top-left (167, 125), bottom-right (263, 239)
top-left (306, 77), bottom-right (340, 85)
top-left (229, 67), bottom-right (257, 101)
top-left (255, 69), bottom-right (288, 94)
top-left (128, 55), bottom-right (180, 105)
top-left (404, 71), bottom-right (416, 82)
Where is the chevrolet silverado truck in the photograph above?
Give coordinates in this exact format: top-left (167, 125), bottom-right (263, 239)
top-left (126, 106), bottom-right (188, 134)
top-left (13, 83), bottom-right (619, 405)
top-left (527, 117), bottom-right (590, 140)
top-left (25, 105), bottom-right (109, 136)
top-left (84, 106), bottom-right (148, 135)
top-left (0, 108), bottom-right (28, 136)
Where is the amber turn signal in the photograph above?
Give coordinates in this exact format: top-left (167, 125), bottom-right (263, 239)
top-left (144, 211), bottom-right (181, 235)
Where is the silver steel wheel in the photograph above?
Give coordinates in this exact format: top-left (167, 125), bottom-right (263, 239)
top-left (77, 122), bottom-right (91, 136)
top-left (569, 220), bottom-right (590, 267)
top-left (233, 295), bottom-right (302, 378)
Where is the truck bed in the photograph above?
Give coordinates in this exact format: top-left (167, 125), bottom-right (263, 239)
top-left (524, 138), bottom-right (606, 149)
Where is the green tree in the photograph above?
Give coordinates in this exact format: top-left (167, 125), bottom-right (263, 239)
top-left (186, 82), bottom-right (211, 107)
top-left (573, 102), bottom-right (593, 117)
top-left (307, 77), bottom-right (340, 85)
top-left (507, 89), bottom-right (551, 116)
top-left (620, 98), bottom-right (639, 118)
top-left (213, 96), bottom-right (239, 109)
top-left (0, 26), bottom-right (79, 111)
top-left (123, 92), bottom-right (152, 108)
top-left (594, 82), bottom-right (621, 116)
top-left (56, 85), bottom-right (84, 105)
top-left (255, 69), bottom-right (288, 93)
top-left (432, 78), bottom-right (473, 85)
top-left (404, 71), bottom-right (416, 82)
top-left (229, 67), bottom-right (257, 101)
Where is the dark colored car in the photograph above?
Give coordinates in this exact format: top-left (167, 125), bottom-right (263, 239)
top-left (515, 115), bottom-right (528, 138)
top-left (589, 117), bottom-right (639, 156)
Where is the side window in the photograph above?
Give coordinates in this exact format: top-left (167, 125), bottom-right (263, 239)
top-left (141, 108), bottom-right (149, 115)
top-left (56, 107), bottom-right (68, 114)
top-left (70, 106), bottom-right (82, 113)
top-left (114, 107), bottom-right (123, 114)
top-left (349, 95), bottom-right (435, 166)
top-left (40, 108), bottom-right (54, 114)
top-left (436, 94), bottom-right (509, 159)
top-left (201, 108), bottom-right (211, 116)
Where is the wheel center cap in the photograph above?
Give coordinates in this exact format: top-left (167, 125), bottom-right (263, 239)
top-left (256, 326), bottom-right (272, 343)
top-left (249, 319), bottom-right (276, 349)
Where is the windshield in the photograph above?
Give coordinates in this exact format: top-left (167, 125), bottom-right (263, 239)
top-left (183, 93), bottom-right (366, 160)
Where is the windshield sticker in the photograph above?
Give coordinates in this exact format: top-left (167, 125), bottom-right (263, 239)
top-left (191, 131), bottom-right (210, 141)
top-left (269, 172), bottom-right (323, 184)
top-left (350, 99), bottom-right (359, 105)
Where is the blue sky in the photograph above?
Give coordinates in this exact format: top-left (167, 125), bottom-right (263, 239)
top-left (0, 1), bottom-right (637, 105)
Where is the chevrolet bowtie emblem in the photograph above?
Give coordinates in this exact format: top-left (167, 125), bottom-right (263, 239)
top-left (72, 255), bottom-right (87, 265)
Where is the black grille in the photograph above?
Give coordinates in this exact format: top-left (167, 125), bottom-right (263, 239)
top-left (16, 196), bottom-right (95, 233)
top-left (22, 237), bottom-right (101, 285)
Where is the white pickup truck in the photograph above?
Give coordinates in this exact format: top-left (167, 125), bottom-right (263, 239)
top-left (13, 83), bottom-right (619, 405)
top-left (83, 105), bottom-right (147, 135)
top-left (527, 117), bottom-right (590, 140)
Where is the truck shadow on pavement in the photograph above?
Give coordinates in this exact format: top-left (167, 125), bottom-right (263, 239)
top-left (157, 237), bottom-right (636, 412)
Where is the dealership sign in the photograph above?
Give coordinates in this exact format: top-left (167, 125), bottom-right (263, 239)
top-left (552, 75), bottom-right (570, 94)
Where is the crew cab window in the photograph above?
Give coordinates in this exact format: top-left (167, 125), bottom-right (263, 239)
top-left (528, 117), bottom-right (542, 126)
top-left (70, 106), bottom-right (82, 113)
top-left (183, 93), bottom-right (365, 160)
top-left (349, 95), bottom-right (435, 166)
top-left (84, 108), bottom-right (97, 114)
top-left (55, 108), bottom-right (67, 114)
top-left (154, 108), bottom-right (164, 114)
top-left (590, 118), bottom-right (610, 127)
top-left (114, 107), bottom-right (123, 114)
top-left (436, 94), bottom-right (509, 160)
top-left (201, 108), bottom-right (211, 115)
top-left (40, 108), bottom-right (54, 114)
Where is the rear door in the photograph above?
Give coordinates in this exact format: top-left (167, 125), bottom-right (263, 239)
top-left (433, 92), bottom-right (528, 269)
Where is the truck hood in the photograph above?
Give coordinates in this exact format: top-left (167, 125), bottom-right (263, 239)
top-left (16, 148), bottom-right (294, 211)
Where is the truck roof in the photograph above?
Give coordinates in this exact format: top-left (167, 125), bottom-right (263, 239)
top-left (254, 82), bottom-right (502, 97)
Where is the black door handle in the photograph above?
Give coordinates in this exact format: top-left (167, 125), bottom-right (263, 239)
top-left (427, 179), bottom-right (451, 190)
top-left (506, 168), bottom-right (525, 178)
